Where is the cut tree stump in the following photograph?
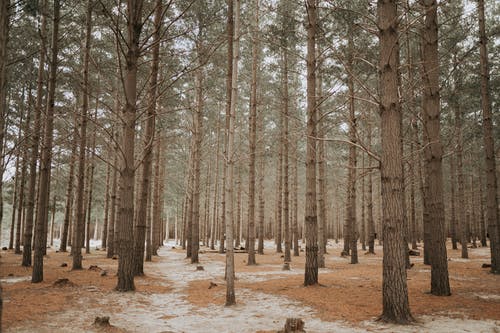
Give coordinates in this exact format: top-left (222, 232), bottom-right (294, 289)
top-left (282, 262), bottom-right (290, 271)
top-left (482, 263), bottom-right (492, 268)
top-left (93, 316), bottom-right (111, 327)
top-left (196, 266), bottom-right (204, 271)
top-left (280, 318), bottom-right (305, 333)
top-left (53, 278), bottom-right (76, 287)
top-left (208, 282), bottom-right (217, 289)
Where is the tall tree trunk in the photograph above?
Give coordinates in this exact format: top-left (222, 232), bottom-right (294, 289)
top-left (224, 0), bottom-right (239, 306)
top-left (107, 131), bottom-right (119, 258)
top-left (377, 0), bottom-right (413, 323)
top-left (478, 175), bottom-right (487, 247)
top-left (276, 114), bottom-right (283, 253)
top-left (149, 130), bottom-right (160, 258)
top-left (32, 0), bottom-right (60, 283)
top-left (367, 123), bottom-right (375, 254)
top-left (133, 0), bottom-right (160, 275)
top-left (247, 0), bottom-right (259, 265)
top-left (304, 0), bottom-right (318, 286)
top-left (282, 48), bottom-right (291, 263)
top-left (0, 0), bottom-right (10, 257)
top-left (190, 29), bottom-right (204, 264)
top-left (420, 0), bottom-right (450, 296)
top-left (116, 0), bottom-right (144, 292)
top-left (257, 111), bottom-right (265, 255)
top-left (478, 0), bottom-right (500, 274)
top-left (346, 26), bottom-right (357, 264)
top-left (85, 104), bottom-right (97, 254)
top-left (235, 168), bottom-right (241, 247)
top-left (72, 0), bottom-right (92, 270)
top-left (316, 66), bottom-right (326, 268)
top-left (102, 150), bottom-right (111, 249)
top-left (220, 0), bottom-right (235, 256)
top-left (49, 196), bottom-right (56, 246)
top-left (449, 155), bottom-right (457, 250)
top-left (9, 136), bottom-right (21, 250)
top-left (60, 108), bottom-right (78, 252)
top-left (211, 115), bottom-right (221, 250)
top-left (15, 91), bottom-right (31, 254)
top-left (292, 126), bottom-right (299, 257)
top-left (22, 0), bottom-right (48, 268)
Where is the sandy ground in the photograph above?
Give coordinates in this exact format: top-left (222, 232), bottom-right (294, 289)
top-left (1, 240), bottom-right (499, 333)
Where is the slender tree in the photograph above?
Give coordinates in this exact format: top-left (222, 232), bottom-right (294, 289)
top-left (224, 0), bottom-right (240, 306)
top-left (133, 0), bottom-right (161, 275)
top-left (32, 0), bottom-right (61, 283)
top-left (22, 0), bottom-right (48, 268)
top-left (72, 0), bottom-right (92, 270)
top-left (247, 0), bottom-right (259, 266)
top-left (304, 0), bottom-right (318, 286)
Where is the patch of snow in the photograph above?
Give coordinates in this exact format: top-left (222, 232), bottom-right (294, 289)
top-left (0, 276), bottom-right (31, 284)
top-left (362, 316), bottom-right (500, 333)
top-left (472, 293), bottom-right (500, 301)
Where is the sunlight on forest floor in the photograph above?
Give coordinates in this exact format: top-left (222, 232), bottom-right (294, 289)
top-left (1, 240), bottom-right (499, 332)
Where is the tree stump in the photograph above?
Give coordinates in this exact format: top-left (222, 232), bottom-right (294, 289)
top-left (53, 278), bottom-right (75, 287)
top-left (282, 262), bottom-right (290, 271)
top-left (93, 316), bottom-right (111, 327)
top-left (196, 266), bottom-right (204, 271)
top-left (280, 318), bottom-right (305, 333)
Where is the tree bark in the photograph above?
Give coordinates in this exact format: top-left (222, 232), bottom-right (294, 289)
top-left (420, 0), bottom-right (451, 296)
top-left (102, 149), bottom-right (111, 250)
top-left (377, 0), bottom-right (413, 323)
top-left (478, 0), bottom-right (500, 274)
top-left (282, 48), bottom-right (291, 263)
top-left (247, 0), bottom-right (259, 265)
top-left (116, 0), bottom-right (144, 292)
top-left (133, 0), bottom-right (161, 275)
top-left (190, 31), bottom-right (204, 264)
top-left (72, 0), bottom-right (92, 270)
top-left (304, 0), bottom-right (318, 286)
top-left (15, 91), bottom-right (31, 254)
top-left (346, 26), bottom-right (357, 264)
top-left (22, 0), bottom-right (48, 268)
top-left (0, 0), bottom-right (10, 253)
top-left (32, 0), bottom-right (60, 283)
top-left (224, 0), bottom-right (239, 306)
top-left (60, 107), bottom-right (79, 252)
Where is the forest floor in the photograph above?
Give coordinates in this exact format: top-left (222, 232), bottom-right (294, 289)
top-left (1, 240), bottom-right (499, 333)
